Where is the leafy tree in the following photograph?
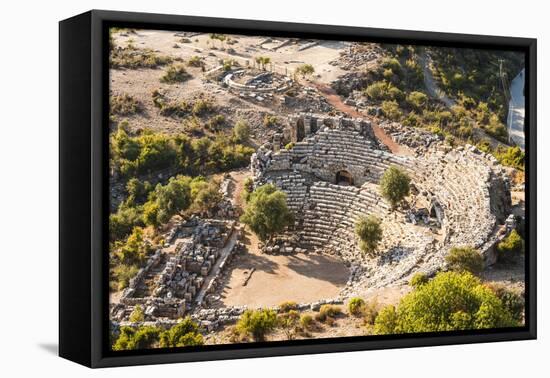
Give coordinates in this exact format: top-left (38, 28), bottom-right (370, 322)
top-left (240, 184), bottom-right (293, 241)
top-left (159, 317), bottom-right (204, 347)
top-left (109, 205), bottom-right (144, 242)
top-left (379, 166), bottom-right (411, 209)
top-left (374, 271), bottom-right (518, 334)
top-left (445, 246), bottom-right (484, 274)
top-left (236, 309), bottom-right (277, 341)
top-left (190, 178), bottom-right (222, 214)
top-left (355, 215), bottom-right (383, 255)
top-left (233, 119), bottom-right (251, 142)
top-left (113, 227), bottom-right (151, 265)
top-left (125, 178), bottom-right (152, 206)
top-left (112, 326), bottom-right (160, 351)
top-left (150, 176), bottom-right (193, 225)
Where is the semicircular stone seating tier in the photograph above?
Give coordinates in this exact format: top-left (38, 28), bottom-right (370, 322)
top-left (256, 124), bottom-right (504, 288)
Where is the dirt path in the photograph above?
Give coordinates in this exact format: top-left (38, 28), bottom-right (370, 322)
top-left (309, 80), bottom-right (412, 156)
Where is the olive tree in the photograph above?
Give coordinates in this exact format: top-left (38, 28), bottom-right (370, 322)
top-left (379, 166), bottom-right (411, 209)
top-left (355, 215), bottom-right (383, 256)
top-left (240, 184), bottom-right (293, 241)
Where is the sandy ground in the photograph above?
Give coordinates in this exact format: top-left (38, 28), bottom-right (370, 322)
top-left (220, 229), bottom-right (349, 308)
top-left (110, 30), bottom-right (348, 135)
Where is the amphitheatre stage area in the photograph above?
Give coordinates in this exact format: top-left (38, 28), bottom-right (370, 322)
top-left (107, 28), bottom-right (527, 350)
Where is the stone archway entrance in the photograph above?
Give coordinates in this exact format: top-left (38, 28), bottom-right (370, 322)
top-left (336, 170), bottom-right (354, 186)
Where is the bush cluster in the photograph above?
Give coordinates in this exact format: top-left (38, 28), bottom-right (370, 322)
top-left (374, 271), bottom-right (519, 334)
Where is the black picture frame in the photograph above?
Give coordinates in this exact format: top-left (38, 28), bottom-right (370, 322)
top-left (59, 9), bottom-right (537, 368)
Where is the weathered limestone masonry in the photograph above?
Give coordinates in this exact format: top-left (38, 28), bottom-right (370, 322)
top-left (110, 217), bottom-right (242, 324)
top-left (223, 70), bottom-right (293, 93)
top-left (252, 114), bottom-right (513, 296)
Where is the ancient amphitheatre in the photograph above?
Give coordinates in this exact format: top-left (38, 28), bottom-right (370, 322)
top-left (108, 28), bottom-right (526, 348)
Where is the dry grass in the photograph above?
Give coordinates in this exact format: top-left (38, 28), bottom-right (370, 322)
top-left (110, 93), bottom-right (143, 116)
top-left (110, 46), bottom-right (172, 69)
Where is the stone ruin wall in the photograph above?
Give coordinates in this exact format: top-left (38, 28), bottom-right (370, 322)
top-left (110, 217), bottom-right (243, 325)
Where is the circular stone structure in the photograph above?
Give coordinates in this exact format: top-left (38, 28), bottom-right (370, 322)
top-left (223, 69), bottom-right (293, 93)
top-left (251, 113), bottom-right (512, 296)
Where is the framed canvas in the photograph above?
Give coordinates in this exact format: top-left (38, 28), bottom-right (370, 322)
top-left (59, 10), bottom-right (536, 368)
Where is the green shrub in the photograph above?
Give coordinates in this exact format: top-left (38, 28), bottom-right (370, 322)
top-left (407, 91), bottom-right (428, 109)
top-left (112, 326), bottom-right (160, 351)
top-left (364, 82), bottom-right (403, 103)
top-left (381, 100), bottom-right (403, 121)
top-left (240, 184), bottom-right (293, 241)
top-left (109, 205), bottom-right (144, 242)
top-left (380, 166), bottom-right (411, 209)
top-left (485, 283), bottom-right (524, 323)
top-left (110, 94), bottom-right (142, 116)
top-left (111, 263), bottom-right (139, 291)
top-left (374, 271), bottom-right (518, 334)
top-left (129, 305), bottom-right (145, 322)
top-left (410, 272), bottom-right (429, 288)
top-left (263, 114), bottom-right (279, 127)
top-left (233, 119), bottom-right (250, 142)
top-left (348, 297), bottom-right (366, 316)
top-left (206, 114), bottom-right (225, 131)
top-left (277, 310), bottom-right (300, 339)
top-left (112, 227), bottom-right (151, 265)
top-left (279, 301), bottom-right (298, 313)
top-left (494, 146), bottom-right (525, 171)
top-left (300, 314), bottom-right (314, 330)
top-left (296, 64), bottom-right (315, 76)
top-left (192, 99), bottom-right (213, 116)
top-left (373, 305), bottom-right (398, 334)
top-left (159, 317), bottom-right (204, 347)
top-left (497, 230), bottom-right (524, 261)
top-left (445, 246), bottom-right (484, 274)
top-left (362, 301), bottom-right (380, 325)
top-left (110, 47), bottom-right (172, 69)
top-left (187, 55), bottom-right (203, 67)
top-left (236, 309), bottom-right (278, 341)
top-left (160, 64), bottom-right (191, 84)
top-left (355, 215), bottom-right (383, 255)
top-left (315, 304), bottom-right (342, 322)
